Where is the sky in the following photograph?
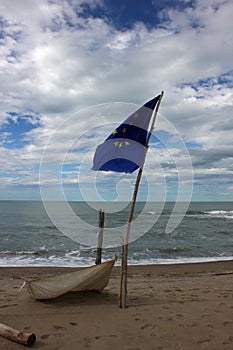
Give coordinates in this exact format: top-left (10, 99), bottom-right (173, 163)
top-left (0, 0), bottom-right (233, 202)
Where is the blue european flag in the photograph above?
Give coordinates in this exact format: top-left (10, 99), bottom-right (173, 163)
top-left (92, 95), bottom-right (161, 173)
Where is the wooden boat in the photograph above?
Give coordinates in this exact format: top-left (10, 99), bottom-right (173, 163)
top-left (22, 256), bottom-right (116, 300)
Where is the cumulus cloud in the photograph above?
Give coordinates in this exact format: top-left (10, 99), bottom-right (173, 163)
top-left (0, 0), bottom-right (232, 200)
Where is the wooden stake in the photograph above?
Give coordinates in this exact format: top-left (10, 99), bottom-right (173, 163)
top-left (95, 209), bottom-right (105, 265)
top-left (119, 238), bottom-right (125, 308)
top-left (120, 92), bottom-right (164, 308)
top-left (0, 322), bottom-right (36, 346)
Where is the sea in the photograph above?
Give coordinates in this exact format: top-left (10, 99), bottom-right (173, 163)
top-left (0, 200), bottom-right (232, 267)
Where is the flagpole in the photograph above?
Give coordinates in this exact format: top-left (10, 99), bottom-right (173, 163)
top-left (119, 91), bottom-right (164, 309)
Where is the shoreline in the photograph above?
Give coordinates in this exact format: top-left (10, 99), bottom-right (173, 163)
top-left (1, 260), bottom-right (233, 349)
top-left (0, 257), bottom-right (233, 270)
top-left (1, 255), bottom-right (233, 268)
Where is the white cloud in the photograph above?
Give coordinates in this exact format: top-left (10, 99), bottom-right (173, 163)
top-left (0, 0), bottom-right (233, 200)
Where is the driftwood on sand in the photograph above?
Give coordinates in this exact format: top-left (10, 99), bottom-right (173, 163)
top-left (0, 322), bottom-right (36, 346)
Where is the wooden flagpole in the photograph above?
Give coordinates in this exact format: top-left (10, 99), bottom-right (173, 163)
top-left (119, 91), bottom-right (164, 308)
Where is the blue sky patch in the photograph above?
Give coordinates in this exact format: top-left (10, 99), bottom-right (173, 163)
top-left (179, 70), bottom-right (233, 91)
top-left (0, 112), bottom-right (41, 149)
top-left (76, 0), bottom-right (196, 30)
top-left (150, 130), bottom-right (201, 150)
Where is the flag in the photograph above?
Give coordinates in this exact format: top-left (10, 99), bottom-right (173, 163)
top-left (92, 95), bottom-right (161, 173)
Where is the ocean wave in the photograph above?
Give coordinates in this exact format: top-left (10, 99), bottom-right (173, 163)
top-left (186, 210), bottom-right (205, 215)
top-left (0, 249), bottom-right (48, 256)
top-left (158, 247), bottom-right (188, 253)
top-left (0, 254), bottom-right (103, 267)
top-left (204, 210), bottom-right (233, 219)
top-left (0, 254), bottom-right (232, 267)
top-left (186, 209), bottom-right (233, 219)
top-left (127, 256), bottom-right (233, 265)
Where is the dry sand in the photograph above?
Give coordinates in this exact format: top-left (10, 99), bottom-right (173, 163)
top-left (0, 260), bottom-right (233, 350)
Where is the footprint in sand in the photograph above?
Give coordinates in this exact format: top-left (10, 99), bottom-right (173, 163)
top-left (41, 334), bottom-right (51, 339)
top-left (223, 321), bottom-right (233, 326)
top-left (53, 325), bottom-right (64, 330)
top-left (197, 336), bottom-right (213, 345)
top-left (140, 323), bottom-right (153, 330)
top-left (83, 336), bottom-right (92, 348)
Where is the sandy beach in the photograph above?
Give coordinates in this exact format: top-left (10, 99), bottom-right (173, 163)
top-left (0, 260), bottom-right (233, 350)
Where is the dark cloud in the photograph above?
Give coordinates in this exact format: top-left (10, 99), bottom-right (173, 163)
top-left (190, 147), bottom-right (233, 169)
